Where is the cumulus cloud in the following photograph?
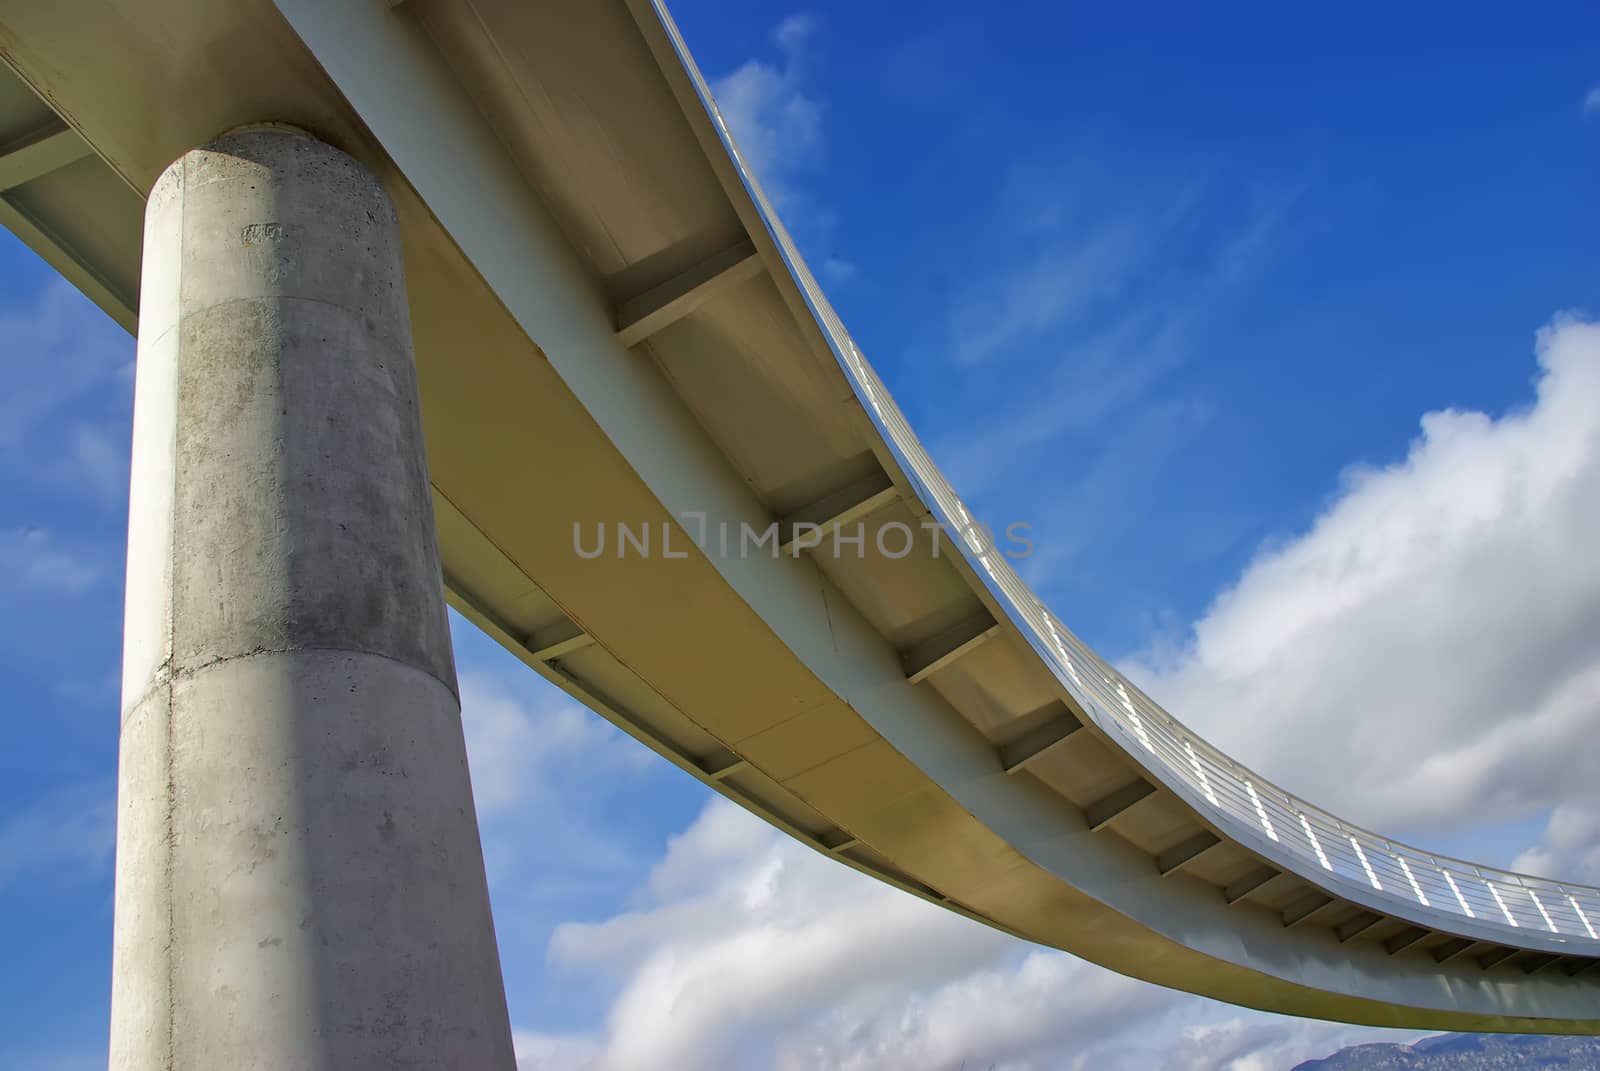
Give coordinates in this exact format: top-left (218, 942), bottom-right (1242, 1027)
top-left (453, 656), bottom-right (687, 969)
top-left (513, 799), bottom-right (1415, 1071)
top-left (709, 14), bottom-right (855, 281)
top-left (514, 1031), bottom-right (601, 1069)
top-left (711, 14), bottom-right (823, 204)
top-left (460, 671), bottom-right (649, 819)
top-left (1583, 87), bottom-right (1600, 114)
top-left (1513, 801), bottom-right (1600, 885)
top-left (542, 800), bottom-right (1012, 1069)
top-left (1124, 317), bottom-right (1600, 849)
top-left (458, 669), bottom-right (658, 894)
top-left (492, 321), bottom-right (1600, 1070)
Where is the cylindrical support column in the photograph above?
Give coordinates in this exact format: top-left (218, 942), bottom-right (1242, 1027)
top-left (110, 127), bottom-right (516, 1070)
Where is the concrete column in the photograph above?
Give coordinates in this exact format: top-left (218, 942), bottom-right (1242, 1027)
top-left (110, 126), bottom-right (516, 1070)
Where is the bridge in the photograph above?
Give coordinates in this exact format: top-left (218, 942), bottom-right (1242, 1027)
top-left (2, 0), bottom-right (1596, 1064)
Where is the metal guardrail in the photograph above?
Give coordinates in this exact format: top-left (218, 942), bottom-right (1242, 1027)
top-left (836, 334), bottom-right (1600, 953)
top-left (652, 0), bottom-right (1600, 957)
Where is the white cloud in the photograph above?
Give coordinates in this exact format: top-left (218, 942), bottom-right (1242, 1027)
top-left (1513, 801), bottom-right (1600, 884)
top-left (455, 657), bottom-right (677, 956)
top-left (460, 671), bottom-right (648, 819)
top-left (1123, 317), bottom-right (1600, 847)
top-left (709, 14), bottom-right (857, 281)
top-left (552, 806), bottom-right (1011, 1067)
top-left (0, 277), bottom-right (133, 506)
top-left (1583, 86), bottom-right (1600, 114)
top-left (771, 12), bottom-right (818, 57)
top-left (712, 15), bottom-right (822, 199)
top-left (769, 950), bottom-right (1163, 1071)
top-left (0, 528), bottom-right (97, 594)
top-left (514, 1031), bottom-right (601, 1070)
top-left (925, 176), bottom-right (1300, 600)
top-left (512, 799), bottom-right (1416, 1071)
top-left (822, 256), bottom-right (857, 282)
top-left (947, 167), bottom-right (1296, 369)
top-left (495, 288), bottom-right (1600, 1071)
top-left (928, 169), bottom-right (1301, 517)
top-left (949, 216), bottom-right (1155, 367)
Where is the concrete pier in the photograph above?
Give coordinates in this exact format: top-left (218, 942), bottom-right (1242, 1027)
top-left (110, 127), bottom-right (516, 1070)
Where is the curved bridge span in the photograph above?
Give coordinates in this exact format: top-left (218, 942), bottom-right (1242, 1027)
top-left (3, 0), bottom-right (1596, 1035)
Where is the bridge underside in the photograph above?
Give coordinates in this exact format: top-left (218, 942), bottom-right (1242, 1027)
top-left (2, 0), bottom-right (1596, 1034)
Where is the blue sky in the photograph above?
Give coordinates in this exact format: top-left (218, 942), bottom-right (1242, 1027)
top-left (3, 3), bottom-right (1599, 1067)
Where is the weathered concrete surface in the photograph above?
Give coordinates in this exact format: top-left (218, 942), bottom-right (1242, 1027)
top-left (111, 127), bottom-right (515, 1070)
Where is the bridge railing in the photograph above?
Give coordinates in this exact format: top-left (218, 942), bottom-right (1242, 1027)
top-left (844, 329), bottom-right (1600, 951)
top-left (660, 0), bottom-right (1600, 956)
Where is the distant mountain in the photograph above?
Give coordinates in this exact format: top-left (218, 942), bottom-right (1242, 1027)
top-left (1292, 1034), bottom-right (1600, 1070)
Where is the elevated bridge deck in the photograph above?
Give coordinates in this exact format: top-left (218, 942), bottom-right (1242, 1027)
top-left (2, 0), bottom-right (1595, 1033)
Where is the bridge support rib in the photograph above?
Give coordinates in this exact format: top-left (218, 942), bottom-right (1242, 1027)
top-left (110, 127), bottom-right (515, 1070)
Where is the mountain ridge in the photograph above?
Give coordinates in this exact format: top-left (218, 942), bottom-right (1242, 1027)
top-left (1293, 1033), bottom-right (1600, 1070)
